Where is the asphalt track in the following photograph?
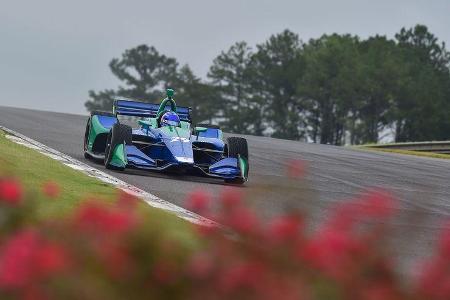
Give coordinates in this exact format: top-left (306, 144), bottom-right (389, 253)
top-left (1, 105), bottom-right (450, 275)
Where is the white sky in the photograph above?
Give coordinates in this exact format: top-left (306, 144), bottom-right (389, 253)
top-left (0, 0), bottom-right (448, 114)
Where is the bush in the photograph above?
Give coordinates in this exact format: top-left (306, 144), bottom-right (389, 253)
top-left (0, 173), bottom-right (448, 300)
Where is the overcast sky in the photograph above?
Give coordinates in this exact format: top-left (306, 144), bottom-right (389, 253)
top-left (0, 0), bottom-right (449, 114)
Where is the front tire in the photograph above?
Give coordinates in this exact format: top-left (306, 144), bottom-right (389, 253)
top-left (225, 137), bottom-right (249, 184)
top-left (104, 123), bottom-right (132, 171)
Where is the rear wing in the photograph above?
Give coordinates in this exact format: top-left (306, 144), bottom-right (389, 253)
top-left (113, 98), bottom-right (192, 122)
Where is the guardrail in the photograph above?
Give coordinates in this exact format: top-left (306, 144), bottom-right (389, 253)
top-left (366, 141), bottom-right (450, 154)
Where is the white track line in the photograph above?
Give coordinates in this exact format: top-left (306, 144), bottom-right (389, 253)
top-left (0, 125), bottom-right (217, 227)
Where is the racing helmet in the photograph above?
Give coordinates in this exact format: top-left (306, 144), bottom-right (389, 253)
top-left (160, 111), bottom-right (181, 127)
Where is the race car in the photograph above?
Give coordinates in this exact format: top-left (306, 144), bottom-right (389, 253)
top-left (83, 89), bottom-right (249, 184)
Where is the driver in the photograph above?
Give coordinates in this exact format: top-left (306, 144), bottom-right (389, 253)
top-left (160, 111), bottom-right (181, 127)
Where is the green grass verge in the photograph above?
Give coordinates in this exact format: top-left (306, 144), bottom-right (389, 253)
top-left (354, 146), bottom-right (450, 160)
top-left (0, 130), bottom-right (195, 241)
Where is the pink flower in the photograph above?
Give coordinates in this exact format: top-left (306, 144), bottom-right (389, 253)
top-left (267, 214), bottom-right (304, 244)
top-left (224, 207), bottom-right (259, 235)
top-left (0, 230), bottom-right (68, 289)
top-left (302, 228), bottom-right (358, 279)
top-left (360, 188), bottom-right (397, 219)
top-left (0, 230), bottom-right (38, 287)
top-left (186, 190), bottom-right (210, 214)
top-left (34, 243), bottom-right (68, 276)
top-left (0, 178), bottom-right (23, 205)
top-left (42, 181), bottom-right (60, 198)
top-left (74, 202), bottom-right (137, 235)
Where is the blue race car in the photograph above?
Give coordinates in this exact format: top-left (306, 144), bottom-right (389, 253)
top-left (83, 89), bottom-right (249, 184)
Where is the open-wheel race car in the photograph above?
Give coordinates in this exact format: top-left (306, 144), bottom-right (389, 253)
top-left (83, 89), bottom-right (249, 184)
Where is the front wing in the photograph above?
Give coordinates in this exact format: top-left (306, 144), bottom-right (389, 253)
top-left (110, 144), bottom-right (246, 181)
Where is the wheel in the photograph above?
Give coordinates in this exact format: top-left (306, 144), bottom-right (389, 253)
top-left (104, 123), bottom-right (132, 171)
top-left (83, 118), bottom-right (91, 159)
top-left (225, 137), bottom-right (249, 184)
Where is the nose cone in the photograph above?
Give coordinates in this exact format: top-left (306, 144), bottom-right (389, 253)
top-left (164, 136), bottom-right (194, 164)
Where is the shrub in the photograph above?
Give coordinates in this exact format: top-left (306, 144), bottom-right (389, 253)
top-left (0, 174), bottom-right (448, 299)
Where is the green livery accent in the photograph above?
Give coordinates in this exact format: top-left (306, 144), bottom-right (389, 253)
top-left (138, 119), bottom-right (190, 133)
top-left (157, 99), bottom-right (177, 119)
top-left (88, 115), bottom-right (110, 151)
top-left (109, 144), bottom-right (127, 168)
top-left (166, 88), bottom-right (174, 98)
top-left (180, 121), bottom-right (190, 130)
top-left (238, 155), bottom-right (249, 179)
top-left (195, 126), bottom-right (208, 133)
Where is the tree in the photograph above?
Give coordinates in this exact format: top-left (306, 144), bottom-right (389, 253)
top-left (299, 34), bottom-right (361, 145)
top-left (393, 25), bottom-right (450, 142)
top-left (355, 36), bottom-right (400, 144)
top-left (174, 65), bottom-right (219, 124)
top-left (250, 30), bottom-right (305, 140)
top-left (85, 45), bottom-right (179, 111)
top-left (208, 42), bottom-right (260, 134)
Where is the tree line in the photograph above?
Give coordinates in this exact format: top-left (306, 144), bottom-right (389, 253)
top-left (85, 24), bottom-right (450, 145)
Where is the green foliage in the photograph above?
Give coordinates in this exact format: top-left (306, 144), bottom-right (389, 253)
top-left (208, 41), bottom-right (259, 134)
top-left (86, 25), bottom-right (450, 144)
top-left (250, 30), bottom-right (304, 139)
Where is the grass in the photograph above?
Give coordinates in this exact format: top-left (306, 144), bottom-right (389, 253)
top-left (0, 130), bottom-right (195, 239)
top-left (354, 146), bottom-right (450, 160)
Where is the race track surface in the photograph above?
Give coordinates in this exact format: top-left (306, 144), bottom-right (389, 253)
top-left (1, 105), bottom-right (450, 274)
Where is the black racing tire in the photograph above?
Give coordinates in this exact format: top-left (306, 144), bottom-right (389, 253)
top-left (225, 137), bottom-right (249, 184)
top-left (196, 123), bottom-right (220, 129)
top-left (104, 123), bottom-right (132, 171)
top-left (83, 118), bottom-right (91, 159)
top-left (90, 110), bottom-right (115, 117)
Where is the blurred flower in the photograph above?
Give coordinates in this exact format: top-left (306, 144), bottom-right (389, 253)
top-left (360, 188), bottom-right (397, 218)
top-left (220, 188), bottom-right (242, 210)
top-left (304, 230), bottom-right (351, 277)
top-left (186, 190), bottom-right (210, 214)
top-left (0, 178), bottom-right (22, 205)
top-left (0, 230), bottom-right (68, 289)
top-left (117, 190), bottom-right (139, 209)
top-left (267, 214), bottom-right (304, 244)
top-left (286, 159), bottom-right (307, 179)
top-left (34, 243), bottom-right (69, 276)
top-left (42, 181), bottom-right (60, 198)
top-left (187, 252), bottom-right (214, 279)
top-left (224, 206), bottom-right (259, 235)
top-left (152, 261), bottom-right (178, 285)
top-left (0, 176), bottom-right (443, 299)
top-left (418, 222), bottom-right (450, 300)
top-left (0, 230), bottom-right (38, 288)
top-left (218, 262), bottom-right (265, 295)
top-left (74, 201), bottom-right (137, 235)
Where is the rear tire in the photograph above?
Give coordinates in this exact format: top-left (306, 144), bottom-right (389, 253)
top-left (90, 111), bottom-right (114, 117)
top-left (225, 137), bottom-right (249, 184)
top-left (104, 123), bottom-right (132, 171)
top-left (196, 123), bottom-right (220, 129)
top-left (83, 118), bottom-right (91, 159)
